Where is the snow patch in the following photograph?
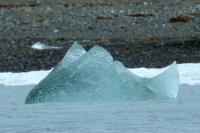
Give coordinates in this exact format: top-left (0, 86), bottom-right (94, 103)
top-left (32, 42), bottom-right (62, 50)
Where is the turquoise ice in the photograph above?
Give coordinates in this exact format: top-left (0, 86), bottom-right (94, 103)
top-left (25, 42), bottom-right (179, 104)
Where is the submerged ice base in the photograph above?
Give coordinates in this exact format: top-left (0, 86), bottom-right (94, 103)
top-left (25, 43), bottom-right (179, 104)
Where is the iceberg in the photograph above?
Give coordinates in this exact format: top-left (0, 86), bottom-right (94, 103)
top-left (25, 42), bottom-right (179, 104)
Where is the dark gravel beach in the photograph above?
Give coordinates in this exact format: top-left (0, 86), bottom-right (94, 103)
top-left (0, 0), bottom-right (200, 72)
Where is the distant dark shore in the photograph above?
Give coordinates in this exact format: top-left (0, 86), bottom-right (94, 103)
top-left (0, 39), bottom-right (200, 72)
top-left (0, 0), bottom-right (199, 72)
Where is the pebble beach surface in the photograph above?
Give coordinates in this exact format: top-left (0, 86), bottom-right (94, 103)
top-left (0, 0), bottom-right (199, 72)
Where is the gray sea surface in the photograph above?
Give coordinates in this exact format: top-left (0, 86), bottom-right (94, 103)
top-left (0, 84), bottom-right (200, 133)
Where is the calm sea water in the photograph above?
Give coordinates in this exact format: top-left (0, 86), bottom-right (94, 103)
top-left (0, 85), bottom-right (200, 133)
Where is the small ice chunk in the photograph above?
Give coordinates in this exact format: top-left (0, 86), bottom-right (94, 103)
top-left (32, 42), bottom-right (62, 50)
top-left (53, 29), bottom-right (59, 33)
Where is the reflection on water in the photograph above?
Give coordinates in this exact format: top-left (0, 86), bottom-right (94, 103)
top-left (0, 85), bottom-right (200, 133)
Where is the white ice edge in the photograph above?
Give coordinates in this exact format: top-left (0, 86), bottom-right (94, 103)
top-left (32, 42), bottom-right (62, 50)
top-left (0, 63), bottom-right (199, 86)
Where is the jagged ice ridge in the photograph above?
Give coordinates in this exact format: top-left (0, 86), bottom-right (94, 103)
top-left (25, 42), bottom-right (179, 104)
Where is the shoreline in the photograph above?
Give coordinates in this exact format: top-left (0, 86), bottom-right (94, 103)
top-left (0, 40), bottom-right (200, 72)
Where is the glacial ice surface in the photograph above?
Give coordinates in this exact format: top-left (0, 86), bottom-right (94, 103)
top-left (25, 43), bottom-right (179, 104)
